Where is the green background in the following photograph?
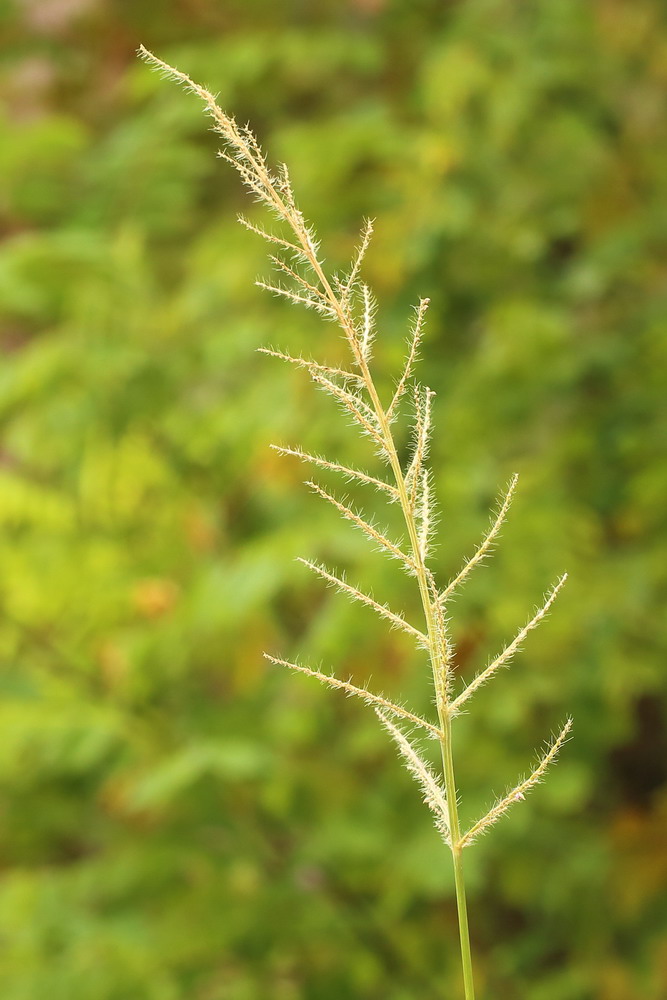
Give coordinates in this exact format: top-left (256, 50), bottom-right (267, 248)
top-left (0, 0), bottom-right (666, 997)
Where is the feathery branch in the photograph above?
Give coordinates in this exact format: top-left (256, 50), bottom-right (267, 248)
top-left (406, 386), bottom-right (435, 510)
top-left (266, 656), bottom-right (441, 737)
top-left (272, 445), bottom-right (398, 497)
top-left (298, 558), bottom-right (427, 646)
top-left (306, 481), bottom-right (416, 570)
top-left (387, 297), bottom-right (430, 419)
top-left (360, 283), bottom-right (376, 362)
top-left (257, 347), bottom-right (363, 386)
top-left (268, 255), bottom-right (329, 303)
top-left (340, 218), bottom-right (374, 310)
top-left (459, 718), bottom-right (573, 848)
top-left (256, 279), bottom-right (334, 314)
top-left (238, 216), bottom-right (305, 257)
top-left (450, 574), bottom-right (568, 713)
top-left (439, 474), bottom-right (519, 606)
top-left (375, 709), bottom-right (450, 844)
top-left (308, 373), bottom-right (387, 451)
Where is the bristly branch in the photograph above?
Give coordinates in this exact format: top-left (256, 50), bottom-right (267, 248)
top-left (375, 709), bottom-right (450, 845)
top-left (340, 218), bottom-right (374, 312)
top-left (298, 558), bottom-right (427, 647)
top-left (308, 374), bottom-right (388, 452)
top-left (439, 474), bottom-right (519, 606)
top-left (360, 284), bottom-right (376, 362)
top-left (271, 445), bottom-right (398, 497)
top-left (450, 574), bottom-right (568, 714)
top-left (238, 216), bottom-right (305, 258)
top-left (306, 481), bottom-right (416, 571)
top-left (459, 718), bottom-right (573, 848)
top-left (406, 386), bottom-right (435, 510)
top-left (266, 655), bottom-right (442, 737)
top-left (387, 298), bottom-right (430, 420)
top-left (268, 255), bottom-right (330, 304)
top-left (256, 278), bottom-right (334, 315)
top-left (257, 347), bottom-right (363, 387)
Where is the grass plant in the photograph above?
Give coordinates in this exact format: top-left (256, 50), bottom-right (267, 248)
top-left (140, 46), bottom-right (572, 999)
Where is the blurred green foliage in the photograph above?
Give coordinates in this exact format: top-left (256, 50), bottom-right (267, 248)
top-left (0, 1), bottom-right (666, 997)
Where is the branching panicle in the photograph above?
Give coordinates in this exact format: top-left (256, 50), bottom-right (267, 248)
top-left (142, 48), bottom-right (573, 1000)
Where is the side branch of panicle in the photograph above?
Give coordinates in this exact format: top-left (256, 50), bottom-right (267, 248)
top-left (375, 709), bottom-right (450, 845)
top-left (298, 558), bottom-right (427, 647)
top-left (439, 474), bottom-right (519, 606)
top-left (272, 445), bottom-right (398, 497)
top-left (266, 655), bottom-right (442, 737)
top-left (406, 386), bottom-right (435, 511)
top-left (257, 347), bottom-right (363, 386)
top-left (387, 298), bottom-right (430, 420)
top-left (459, 718), bottom-right (573, 848)
top-left (450, 574), bottom-right (568, 713)
top-left (340, 218), bottom-right (374, 312)
top-left (306, 482), bottom-right (416, 571)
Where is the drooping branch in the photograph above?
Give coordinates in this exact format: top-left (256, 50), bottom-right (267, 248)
top-left (375, 709), bottom-right (450, 845)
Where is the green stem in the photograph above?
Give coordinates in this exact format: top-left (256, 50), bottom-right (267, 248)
top-left (441, 712), bottom-right (475, 1000)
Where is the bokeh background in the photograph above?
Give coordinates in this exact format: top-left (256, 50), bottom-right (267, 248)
top-left (1, 1), bottom-right (666, 997)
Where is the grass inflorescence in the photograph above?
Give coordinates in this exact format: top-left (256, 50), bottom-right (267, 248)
top-left (140, 45), bottom-right (572, 999)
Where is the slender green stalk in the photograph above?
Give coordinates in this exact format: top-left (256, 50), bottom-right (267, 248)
top-left (141, 46), bottom-right (572, 1000)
